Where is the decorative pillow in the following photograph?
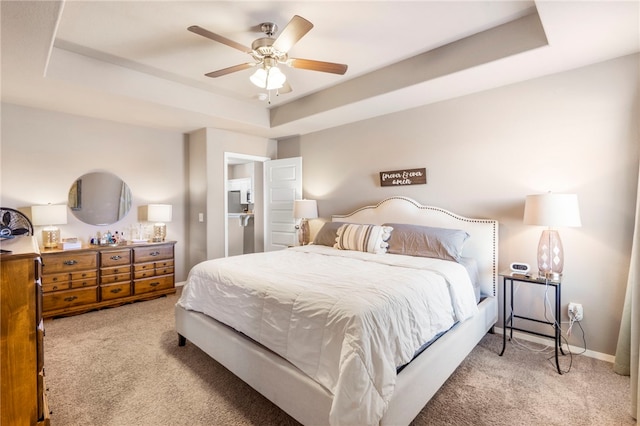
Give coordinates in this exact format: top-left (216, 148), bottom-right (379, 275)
top-left (334, 224), bottom-right (393, 254)
top-left (312, 221), bottom-right (349, 247)
top-left (383, 223), bottom-right (469, 262)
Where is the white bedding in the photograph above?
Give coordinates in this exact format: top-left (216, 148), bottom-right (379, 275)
top-left (177, 245), bottom-right (478, 425)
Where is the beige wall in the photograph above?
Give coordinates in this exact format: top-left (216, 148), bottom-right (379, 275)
top-left (187, 128), bottom-right (208, 270)
top-left (187, 128), bottom-right (276, 264)
top-left (279, 54), bottom-right (640, 356)
top-left (1, 103), bottom-right (189, 281)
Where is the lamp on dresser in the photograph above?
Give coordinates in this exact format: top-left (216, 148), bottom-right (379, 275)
top-left (293, 199), bottom-right (318, 246)
top-left (31, 204), bottom-right (67, 248)
top-left (523, 192), bottom-right (581, 280)
top-left (147, 204), bottom-right (172, 242)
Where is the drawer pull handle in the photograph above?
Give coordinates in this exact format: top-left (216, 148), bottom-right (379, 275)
top-left (52, 286), bottom-right (58, 291)
top-left (110, 288), bottom-right (122, 294)
top-left (63, 260), bottom-right (78, 266)
top-left (63, 296), bottom-right (78, 302)
top-left (52, 277), bottom-right (58, 282)
top-left (150, 251), bottom-right (160, 257)
top-left (150, 281), bottom-right (160, 287)
top-left (110, 255), bottom-right (122, 260)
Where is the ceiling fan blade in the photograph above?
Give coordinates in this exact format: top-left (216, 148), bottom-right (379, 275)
top-left (272, 15), bottom-right (313, 53)
top-left (205, 63), bottom-right (254, 78)
top-left (288, 58), bottom-right (348, 75)
top-left (188, 25), bottom-right (251, 53)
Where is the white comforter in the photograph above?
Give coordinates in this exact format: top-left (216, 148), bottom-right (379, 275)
top-left (177, 245), bottom-right (478, 425)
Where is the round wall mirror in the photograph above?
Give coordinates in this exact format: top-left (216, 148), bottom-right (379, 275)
top-left (68, 172), bottom-right (132, 226)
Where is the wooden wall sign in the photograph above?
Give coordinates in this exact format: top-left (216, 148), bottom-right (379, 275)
top-left (379, 168), bottom-right (427, 187)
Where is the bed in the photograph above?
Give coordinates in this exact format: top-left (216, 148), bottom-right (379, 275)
top-left (175, 196), bottom-right (498, 425)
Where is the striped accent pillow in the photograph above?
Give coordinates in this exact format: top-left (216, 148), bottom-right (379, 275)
top-left (334, 224), bottom-right (393, 254)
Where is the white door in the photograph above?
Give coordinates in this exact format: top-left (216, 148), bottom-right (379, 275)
top-left (264, 157), bottom-right (302, 251)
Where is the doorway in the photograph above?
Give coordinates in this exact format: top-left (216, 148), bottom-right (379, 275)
top-left (224, 152), bottom-right (270, 257)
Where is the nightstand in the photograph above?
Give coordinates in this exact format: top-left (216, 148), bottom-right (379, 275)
top-left (499, 272), bottom-right (565, 374)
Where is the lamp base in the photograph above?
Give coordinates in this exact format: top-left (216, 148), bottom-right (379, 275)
top-left (537, 229), bottom-right (564, 280)
top-left (538, 271), bottom-right (562, 281)
top-left (153, 223), bottom-right (166, 242)
top-left (42, 227), bottom-right (60, 249)
top-left (298, 219), bottom-right (310, 246)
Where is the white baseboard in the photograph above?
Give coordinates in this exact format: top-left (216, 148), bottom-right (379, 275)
top-left (175, 280), bottom-right (186, 287)
top-left (493, 326), bottom-right (615, 363)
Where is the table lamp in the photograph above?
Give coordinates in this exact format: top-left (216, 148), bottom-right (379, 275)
top-left (147, 204), bottom-right (172, 242)
top-left (523, 193), bottom-right (581, 280)
top-left (31, 204), bottom-right (68, 248)
top-left (293, 199), bottom-right (318, 246)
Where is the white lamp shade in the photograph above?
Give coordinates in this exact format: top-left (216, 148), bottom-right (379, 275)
top-left (147, 204), bottom-right (172, 222)
top-left (31, 204), bottom-right (67, 226)
top-left (523, 193), bottom-right (581, 228)
top-left (293, 199), bottom-right (318, 219)
top-left (250, 66), bottom-right (286, 90)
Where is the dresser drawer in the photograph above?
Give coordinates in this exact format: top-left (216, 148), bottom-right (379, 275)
top-left (100, 272), bottom-right (131, 284)
top-left (70, 278), bottom-right (97, 289)
top-left (156, 266), bottom-right (174, 276)
top-left (134, 275), bottom-right (174, 295)
top-left (101, 249), bottom-right (131, 267)
top-left (71, 270), bottom-right (97, 281)
top-left (101, 282), bottom-right (132, 301)
top-left (133, 245), bottom-right (173, 263)
top-left (42, 252), bottom-right (97, 274)
top-left (155, 259), bottom-right (174, 269)
top-left (101, 265), bottom-right (131, 276)
top-left (43, 287), bottom-right (98, 311)
top-left (42, 282), bottom-right (70, 293)
top-left (42, 272), bottom-right (70, 285)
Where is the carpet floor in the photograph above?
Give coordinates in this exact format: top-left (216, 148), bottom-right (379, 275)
top-left (44, 290), bottom-right (634, 426)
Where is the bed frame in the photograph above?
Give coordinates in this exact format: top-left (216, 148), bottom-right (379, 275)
top-left (175, 196), bottom-right (498, 425)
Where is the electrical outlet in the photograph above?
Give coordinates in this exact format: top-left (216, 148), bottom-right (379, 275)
top-left (568, 302), bottom-right (584, 321)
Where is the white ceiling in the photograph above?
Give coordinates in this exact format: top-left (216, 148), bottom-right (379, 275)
top-left (1, 1), bottom-right (638, 139)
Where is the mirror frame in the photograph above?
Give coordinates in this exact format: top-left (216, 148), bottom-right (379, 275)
top-left (68, 172), bottom-right (132, 226)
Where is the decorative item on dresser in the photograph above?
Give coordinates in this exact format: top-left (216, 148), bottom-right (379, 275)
top-left (0, 207), bottom-right (34, 237)
top-left (146, 204), bottom-right (173, 242)
top-left (31, 204), bottom-right (68, 249)
top-left (1, 236), bottom-right (51, 426)
top-left (40, 241), bottom-right (176, 318)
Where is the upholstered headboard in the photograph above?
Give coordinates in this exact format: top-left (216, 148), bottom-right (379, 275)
top-left (332, 196), bottom-right (498, 298)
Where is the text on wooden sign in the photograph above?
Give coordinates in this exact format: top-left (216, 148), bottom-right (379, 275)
top-left (379, 168), bottom-right (427, 186)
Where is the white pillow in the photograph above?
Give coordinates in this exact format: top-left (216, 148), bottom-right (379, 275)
top-left (334, 224), bottom-right (393, 254)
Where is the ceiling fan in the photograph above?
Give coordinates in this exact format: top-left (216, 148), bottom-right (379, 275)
top-left (188, 15), bottom-right (348, 93)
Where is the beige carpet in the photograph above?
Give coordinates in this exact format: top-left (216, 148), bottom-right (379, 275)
top-left (44, 290), bottom-right (634, 426)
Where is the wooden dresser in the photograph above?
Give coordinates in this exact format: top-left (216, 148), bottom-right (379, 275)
top-left (1, 236), bottom-right (50, 426)
top-left (40, 241), bottom-right (176, 318)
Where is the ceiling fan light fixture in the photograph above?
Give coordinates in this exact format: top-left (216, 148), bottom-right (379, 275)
top-left (250, 65), bottom-right (286, 90)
